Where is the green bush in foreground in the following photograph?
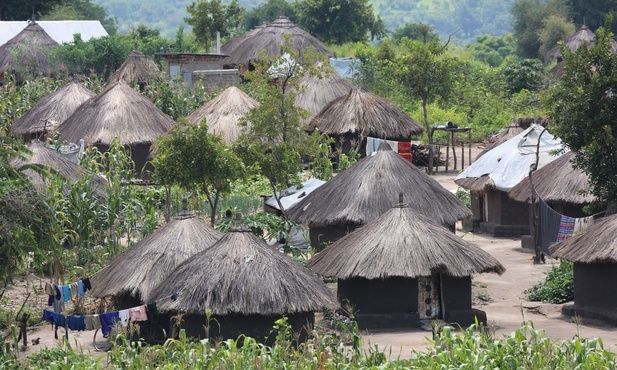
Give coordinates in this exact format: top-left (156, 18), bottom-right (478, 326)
top-left (527, 260), bottom-right (574, 304)
top-left (4, 320), bottom-right (615, 369)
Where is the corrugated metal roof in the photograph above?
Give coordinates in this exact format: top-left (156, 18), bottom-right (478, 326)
top-left (0, 21), bottom-right (108, 46)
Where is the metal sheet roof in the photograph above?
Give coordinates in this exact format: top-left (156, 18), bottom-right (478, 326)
top-left (0, 21), bottom-right (108, 46)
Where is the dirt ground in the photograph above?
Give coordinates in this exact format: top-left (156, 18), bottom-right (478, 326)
top-left (7, 144), bottom-right (617, 360)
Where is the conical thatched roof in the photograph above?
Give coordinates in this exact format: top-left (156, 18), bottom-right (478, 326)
top-left (90, 214), bottom-right (222, 301)
top-left (108, 50), bottom-right (164, 85)
top-left (309, 197), bottom-right (505, 279)
top-left (11, 80), bottom-right (95, 137)
top-left (147, 222), bottom-right (337, 315)
top-left (545, 25), bottom-right (595, 62)
top-left (307, 86), bottom-right (423, 141)
top-left (221, 16), bottom-right (334, 67)
top-left (8, 141), bottom-right (107, 198)
top-left (288, 143), bottom-right (471, 227)
top-left (294, 64), bottom-right (352, 122)
top-left (0, 21), bottom-right (60, 78)
top-left (550, 214), bottom-right (615, 263)
top-left (56, 80), bottom-right (176, 146)
top-left (508, 151), bottom-right (596, 205)
top-left (186, 86), bottom-right (258, 145)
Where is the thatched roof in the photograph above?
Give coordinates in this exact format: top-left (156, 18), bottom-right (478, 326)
top-left (508, 151), bottom-right (596, 205)
top-left (147, 221), bottom-right (338, 315)
top-left (294, 64), bottom-right (352, 122)
top-left (221, 16), bottom-right (334, 67)
top-left (56, 80), bottom-right (176, 146)
top-left (545, 25), bottom-right (617, 63)
top-left (108, 50), bottom-right (164, 85)
top-left (308, 196), bottom-right (505, 279)
top-left (186, 86), bottom-right (258, 145)
top-left (11, 80), bottom-right (95, 136)
top-left (308, 86), bottom-right (423, 141)
top-left (550, 214), bottom-right (615, 263)
top-left (8, 141), bottom-right (106, 198)
top-left (0, 21), bottom-right (60, 78)
top-left (90, 214), bottom-right (222, 301)
top-left (288, 143), bottom-right (471, 227)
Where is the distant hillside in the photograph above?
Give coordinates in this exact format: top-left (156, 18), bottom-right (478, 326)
top-left (93, 0), bottom-right (514, 44)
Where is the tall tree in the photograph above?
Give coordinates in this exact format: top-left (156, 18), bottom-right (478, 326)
top-left (391, 22), bottom-right (439, 44)
top-left (296, 0), bottom-right (387, 44)
top-left (544, 21), bottom-right (617, 209)
top-left (185, 0), bottom-right (244, 51)
top-left (512, 0), bottom-right (571, 58)
top-left (0, 0), bottom-right (61, 21)
top-left (568, 0), bottom-right (617, 34)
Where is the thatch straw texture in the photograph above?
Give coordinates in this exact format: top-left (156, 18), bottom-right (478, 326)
top-left (288, 143), bottom-right (471, 227)
top-left (508, 151), bottom-right (595, 205)
top-left (221, 16), bottom-right (333, 67)
top-left (56, 80), bottom-right (176, 146)
top-left (545, 25), bottom-right (595, 62)
top-left (294, 65), bottom-right (352, 122)
top-left (0, 21), bottom-right (60, 78)
top-left (147, 226), bottom-right (338, 315)
top-left (186, 86), bottom-right (258, 145)
top-left (309, 201), bottom-right (505, 279)
top-left (550, 214), bottom-right (616, 263)
top-left (11, 80), bottom-right (95, 136)
top-left (307, 86), bottom-right (423, 141)
top-left (8, 141), bottom-right (106, 198)
top-left (90, 215), bottom-right (222, 301)
top-left (108, 50), bottom-right (164, 85)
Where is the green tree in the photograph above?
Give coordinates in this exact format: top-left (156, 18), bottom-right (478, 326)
top-left (241, 0), bottom-right (297, 31)
top-left (0, 0), bottom-right (61, 21)
top-left (382, 38), bottom-right (457, 173)
top-left (500, 58), bottom-right (549, 95)
top-left (537, 14), bottom-right (576, 60)
top-left (153, 121), bottom-right (244, 226)
top-left (512, 0), bottom-right (571, 58)
top-left (296, 0), bottom-right (387, 44)
top-left (234, 38), bottom-right (330, 213)
top-left (543, 22), bottom-right (617, 208)
top-left (568, 0), bottom-right (617, 34)
top-left (41, 0), bottom-right (118, 34)
top-left (391, 22), bottom-right (439, 44)
top-left (466, 34), bottom-right (516, 67)
top-left (185, 0), bottom-right (244, 51)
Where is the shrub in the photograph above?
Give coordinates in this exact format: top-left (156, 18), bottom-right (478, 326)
top-left (526, 260), bottom-right (574, 303)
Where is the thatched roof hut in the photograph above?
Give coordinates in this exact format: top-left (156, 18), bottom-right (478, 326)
top-left (545, 25), bottom-right (595, 63)
top-left (308, 195), bottom-right (504, 328)
top-left (11, 80), bottom-right (95, 140)
top-left (108, 50), bottom-right (164, 87)
top-left (8, 141), bottom-right (106, 198)
top-left (56, 80), bottom-right (176, 173)
top-left (147, 217), bottom-right (337, 341)
top-left (550, 215), bottom-right (617, 324)
top-left (508, 151), bottom-right (596, 206)
top-left (294, 64), bottom-right (352, 122)
top-left (186, 86), bottom-right (258, 145)
top-left (221, 16), bottom-right (334, 69)
top-left (90, 211), bottom-right (222, 306)
top-left (288, 143), bottom-right (470, 249)
top-left (0, 21), bottom-right (60, 81)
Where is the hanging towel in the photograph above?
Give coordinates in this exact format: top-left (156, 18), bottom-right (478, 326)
top-left (574, 215), bottom-right (594, 234)
top-left (85, 314), bottom-right (101, 331)
top-left (68, 316), bottom-right (86, 331)
top-left (44, 282), bottom-right (56, 296)
top-left (118, 309), bottom-right (130, 326)
top-left (77, 281), bottom-right (84, 297)
top-left (556, 215), bottom-right (576, 242)
top-left (99, 312), bottom-right (120, 336)
top-left (62, 285), bottom-right (71, 302)
top-left (42, 309), bottom-right (54, 323)
top-left (537, 198), bottom-right (561, 255)
top-left (70, 282), bottom-right (79, 299)
top-left (129, 306), bottom-right (148, 322)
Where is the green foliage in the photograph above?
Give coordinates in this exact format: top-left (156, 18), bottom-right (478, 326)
top-left (296, 0), bottom-right (387, 44)
top-left (543, 22), bottom-right (617, 208)
top-left (0, 0), bottom-right (61, 21)
top-left (537, 14), bottom-right (576, 60)
top-left (41, 0), bottom-right (118, 34)
top-left (466, 34), bottom-right (516, 67)
top-left (185, 0), bottom-right (244, 51)
top-left (500, 58), bottom-right (550, 95)
top-left (142, 79), bottom-right (211, 121)
top-left (391, 22), bottom-right (439, 44)
top-left (216, 211), bottom-right (296, 242)
top-left (569, 0), bottom-right (617, 35)
top-left (527, 260), bottom-right (574, 303)
top-left (511, 0), bottom-right (571, 58)
top-left (241, 0), bottom-right (298, 31)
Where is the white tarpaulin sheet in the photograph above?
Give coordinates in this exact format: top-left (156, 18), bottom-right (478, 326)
top-left (0, 21), bottom-right (108, 46)
top-left (265, 177), bottom-right (326, 211)
top-left (455, 124), bottom-right (567, 191)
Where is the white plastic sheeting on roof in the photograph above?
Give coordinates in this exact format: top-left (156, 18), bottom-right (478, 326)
top-left (0, 21), bottom-right (108, 46)
top-left (329, 57), bottom-right (357, 79)
top-left (455, 124), bottom-right (567, 191)
top-left (266, 177), bottom-right (326, 211)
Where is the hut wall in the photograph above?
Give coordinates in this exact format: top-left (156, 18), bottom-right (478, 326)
top-left (192, 70), bottom-right (239, 93)
top-left (175, 312), bottom-right (314, 345)
top-left (550, 202), bottom-right (588, 218)
top-left (441, 275), bottom-right (487, 326)
top-left (480, 189), bottom-right (530, 237)
top-left (160, 54), bottom-right (227, 77)
top-left (309, 223), bottom-right (358, 252)
top-left (573, 262), bottom-right (617, 310)
top-left (463, 191), bottom-right (483, 232)
top-left (337, 277), bottom-right (419, 328)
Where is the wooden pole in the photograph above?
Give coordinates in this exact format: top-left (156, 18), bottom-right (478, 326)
top-left (530, 128), bottom-right (547, 264)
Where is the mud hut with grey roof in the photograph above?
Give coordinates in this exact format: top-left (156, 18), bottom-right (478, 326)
top-left (221, 15), bottom-right (334, 71)
top-left (11, 79), bottom-right (95, 141)
top-left (108, 50), bottom-right (164, 90)
top-left (56, 80), bottom-right (176, 175)
top-left (147, 214), bottom-right (337, 343)
top-left (550, 214), bottom-right (616, 324)
top-left (8, 141), bottom-right (107, 198)
top-left (308, 86), bottom-right (423, 157)
top-left (186, 86), bottom-right (258, 145)
top-left (0, 21), bottom-right (62, 83)
top-left (309, 193), bottom-right (504, 328)
top-left (294, 63), bottom-right (352, 123)
top-left (288, 143), bottom-right (471, 251)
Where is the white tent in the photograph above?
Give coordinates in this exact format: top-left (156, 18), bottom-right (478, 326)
top-left (455, 124), bottom-right (567, 191)
top-left (0, 21), bottom-right (108, 46)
